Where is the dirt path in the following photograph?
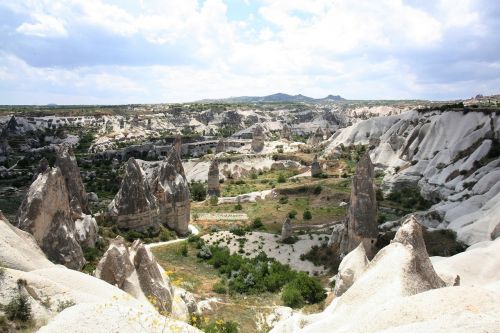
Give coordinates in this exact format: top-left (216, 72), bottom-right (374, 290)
top-left (146, 224), bottom-right (199, 249)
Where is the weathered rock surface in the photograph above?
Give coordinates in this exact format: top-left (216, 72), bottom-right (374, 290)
top-left (311, 155), bottom-right (322, 177)
top-left (342, 152), bottom-right (378, 259)
top-left (207, 159), bottom-right (220, 197)
top-left (251, 125), bottom-right (265, 152)
top-left (108, 157), bottom-right (159, 231)
top-left (215, 139), bottom-right (225, 153)
top-left (307, 127), bottom-right (324, 146)
top-left (269, 218), bottom-right (500, 333)
top-left (15, 167), bottom-right (85, 269)
top-left (95, 236), bottom-right (193, 317)
top-left (153, 149), bottom-right (191, 235)
top-left (281, 217), bottom-right (293, 241)
top-left (281, 124), bottom-right (292, 140)
top-left (334, 243), bottom-right (368, 296)
top-left (56, 144), bottom-right (89, 217)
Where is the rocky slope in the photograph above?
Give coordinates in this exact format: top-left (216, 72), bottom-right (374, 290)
top-left (325, 109), bottom-right (500, 246)
top-left (270, 217), bottom-right (500, 333)
top-left (0, 218), bottom-right (201, 333)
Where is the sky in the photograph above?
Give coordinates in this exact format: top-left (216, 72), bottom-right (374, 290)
top-left (0, 0), bottom-right (499, 104)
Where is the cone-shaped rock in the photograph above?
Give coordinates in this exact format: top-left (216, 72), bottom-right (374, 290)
top-left (311, 155), bottom-right (322, 177)
top-left (216, 139), bottom-right (225, 153)
top-left (251, 125), bottom-right (265, 152)
top-left (308, 127), bottom-right (324, 146)
top-left (281, 217), bottom-right (293, 241)
top-left (207, 159), bottom-right (220, 197)
top-left (281, 124), bottom-right (292, 140)
top-left (108, 158), bottom-right (159, 231)
top-left (342, 152), bottom-right (378, 259)
top-left (15, 168), bottom-right (85, 269)
top-left (56, 144), bottom-right (89, 217)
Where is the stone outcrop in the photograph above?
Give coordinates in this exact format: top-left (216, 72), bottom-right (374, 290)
top-left (15, 167), bottom-right (86, 269)
top-left (56, 144), bottom-right (89, 218)
top-left (153, 149), bottom-right (191, 236)
top-left (281, 217), bottom-right (293, 241)
top-left (108, 158), bottom-right (159, 231)
top-left (281, 124), bottom-right (292, 140)
top-left (334, 243), bottom-right (368, 296)
top-left (251, 125), bottom-right (265, 152)
top-left (173, 134), bottom-right (182, 156)
top-left (215, 139), bottom-right (225, 153)
top-left (96, 236), bottom-right (181, 315)
top-left (307, 127), bottom-right (324, 146)
top-left (207, 159), bottom-right (220, 197)
top-left (311, 155), bottom-right (322, 177)
top-left (342, 152), bottom-right (378, 259)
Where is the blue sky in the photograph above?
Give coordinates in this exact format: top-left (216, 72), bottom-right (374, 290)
top-left (0, 0), bottom-right (499, 104)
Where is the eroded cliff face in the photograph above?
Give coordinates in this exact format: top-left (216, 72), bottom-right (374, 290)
top-left (15, 167), bottom-right (85, 269)
top-left (325, 110), bottom-right (500, 246)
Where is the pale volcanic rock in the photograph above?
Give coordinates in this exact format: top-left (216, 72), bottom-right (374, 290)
top-left (281, 124), bottom-right (292, 140)
top-left (15, 168), bottom-right (85, 270)
top-left (215, 139), bottom-right (225, 153)
top-left (95, 236), bottom-right (187, 316)
top-left (56, 144), bottom-right (89, 218)
top-left (342, 152), bottom-right (378, 259)
top-left (108, 157), bottom-right (159, 231)
top-left (251, 125), bottom-right (265, 152)
top-left (281, 217), bottom-right (293, 241)
top-left (307, 127), bottom-right (324, 146)
top-left (311, 155), bottom-right (322, 177)
top-left (154, 150), bottom-right (191, 236)
top-left (334, 243), bottom-right (369, 296)
top-left (207, 159), bottom-right (220, 197)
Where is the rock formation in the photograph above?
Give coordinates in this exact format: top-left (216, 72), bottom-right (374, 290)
top-left (311, 155), bottom-right (322, 177)
top-left (207, 159), bottom-right (220, 197)
top-left (96, 236), bottom-right (181, 315)
top-left (153, 149), bottom-right (191, 236)
top-left (215, 139), bottom-right (225, 153)
top-left (56, 144), bottom-right (89, 218)
top-left (32, 157), bottom-right (49, 180)
top-left (334, 243), bottom-right (369, 296)
top-left (281, 124), bottom-right (292, 140)
top-left (15, 167), bottom-right (86, 269)
top-left (307, 127), bottom-right (324, 146)
top-left (281, 217), bottom-right (293, 241)
top-left (108, 158), bottom-right (159, 231)
top-left (173, 134), bottom-right (182, 156)
top-left (341, 152), bottom-right (378, 259)
top-left (251, 125), bottom-right (265, 152)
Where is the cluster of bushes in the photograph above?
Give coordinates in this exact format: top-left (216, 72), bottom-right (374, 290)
top-left (386, 187), bottom-right (432, 210)
top-left (300, 243), bottom-right (342, 274)
top-left (190, 182), bottom-right (207, 201)
top-left (190, 314), bottom-right (239, 333)
top-left (201, 246), bottom-right (326, 308)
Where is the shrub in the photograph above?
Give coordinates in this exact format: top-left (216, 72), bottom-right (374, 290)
top-left (212, 280), bottom-right (227, 294)
top-left (234, 203), bottom-right (242, 211)
top-left (281, 285), bottom-right (304, 308)
top-left (313, 185), bottom-right (322, 195)
top-left (209, 195), bottom-right (218, 206)
top-left (279, 196), bottom-right (289, 204)
top-left (125, 230), bottom-right (143, 242)
top-left (288, 210), bottom-right (297, 219)
top-left (180, 243), bottom-right (188, 257)
top-left (251, 218), bottom-right (263, 229)
top-left (197, 245), bottom-right (213, 259)
top-left (56, 299), bottom-right (76, 312)
top-left (277, 173), bottom-right (286, 183)
top-left (190, 182), bottom-right (207, 201)
top-left (250, 173), bottom-right (258, 179)
top-left (303, 210), bottom-right (312, 220)
top-left (5, 294), bottom-right (32, 322)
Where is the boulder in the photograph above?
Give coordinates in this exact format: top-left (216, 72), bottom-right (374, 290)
top-left (342, 152), bottom-right (378, 259)
top-left (334, 243), bottom-right (368, 296)
top-left (251, 125), bottom-right (265, 152)
top-left (207, 159), bottom-right (220, 197)
top-left (15, 168), bottom-right (85, 270)
top-left (281, 217), bottom-right (293, 241)
top-left (108, 157), bottom-right (159, 231)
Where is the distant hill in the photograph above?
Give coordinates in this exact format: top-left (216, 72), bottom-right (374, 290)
top-left (196, 93), bottom-right (345, 104)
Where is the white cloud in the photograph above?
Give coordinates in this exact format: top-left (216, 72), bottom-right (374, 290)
top-left (16, 13), bottom-right (67, 37)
